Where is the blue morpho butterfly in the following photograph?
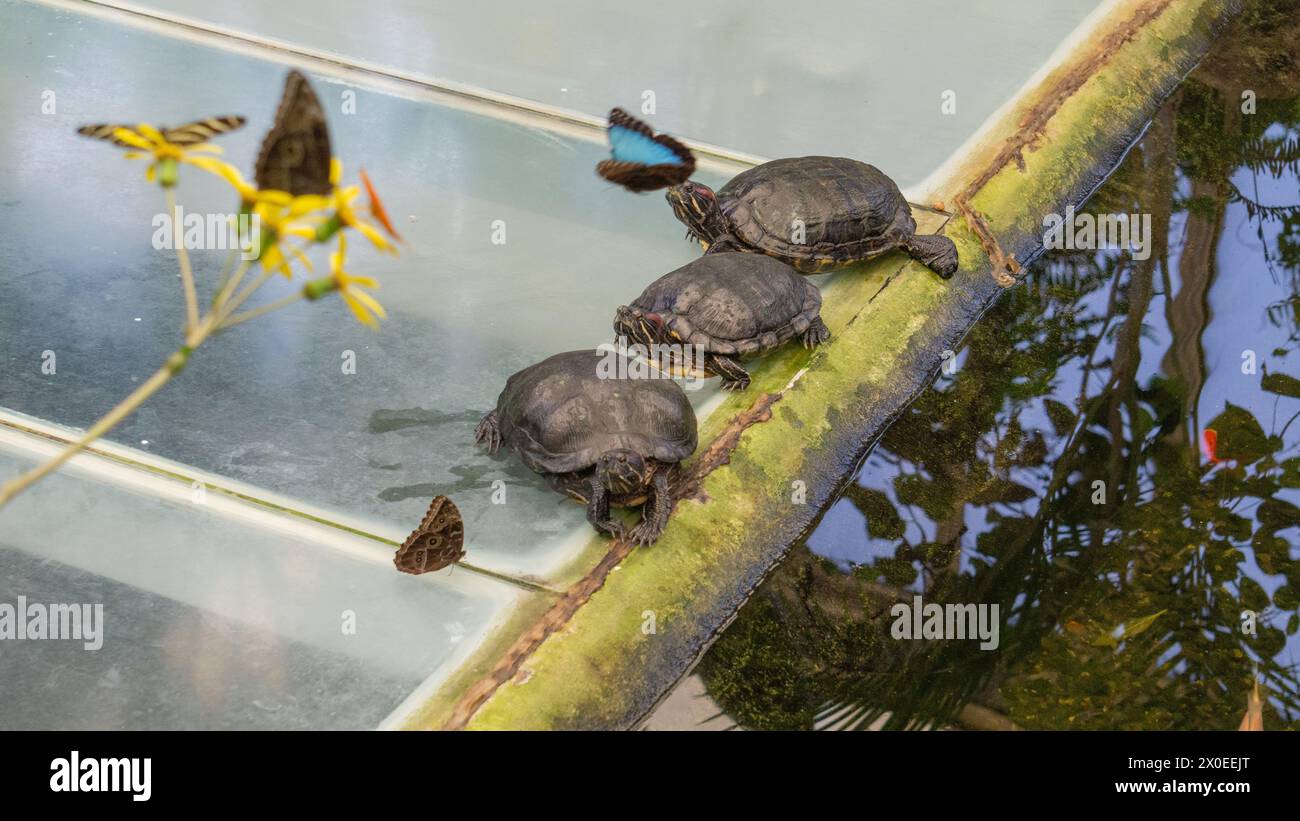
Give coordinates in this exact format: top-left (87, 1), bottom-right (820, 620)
top-left (596, 108), bottom-right (696, 193)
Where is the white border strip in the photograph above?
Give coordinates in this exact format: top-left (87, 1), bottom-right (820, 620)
top-left (0, 418), bottom-right (397, 567)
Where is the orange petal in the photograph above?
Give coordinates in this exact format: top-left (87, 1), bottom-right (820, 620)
top-left (360, 167), bottom-right (403, 242)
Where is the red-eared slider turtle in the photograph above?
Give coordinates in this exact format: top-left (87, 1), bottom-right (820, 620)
top-left (669, 156), bottom-right (958, 278)
top-left (614, 252), bottom-right (829, 391)
top-left (475, 350), bottom-right (697, 545)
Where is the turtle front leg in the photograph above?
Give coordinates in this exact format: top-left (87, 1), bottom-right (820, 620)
top-left (585, 466), bottom-right (626, 540)
top-left (629, 469), bottom-right (672, 546)
top-left (903, 233), bottom-right (959, 279)
top-left (474, 410), bottom-right (501, 453)
top-left (706, 352), bottom-right (751, 391)
top-left (802, 316), bottom-right (831, 349)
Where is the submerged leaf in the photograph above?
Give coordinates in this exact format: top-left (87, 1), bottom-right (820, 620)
top-left (1205, 403), bottom-right (1276, 464)
top-left (1262, 371), bottom-right (1300, 398)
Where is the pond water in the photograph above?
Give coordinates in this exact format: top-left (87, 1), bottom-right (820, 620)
top-left (696, 1), bottom-right (1300, 731)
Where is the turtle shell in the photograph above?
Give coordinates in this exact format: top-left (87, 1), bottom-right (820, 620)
top-left (719, 156), bottom-right (915, 272)
top-left (630, 253), bottom-right (821, 357)
top-left (492, 349), bottom-right (697, 476)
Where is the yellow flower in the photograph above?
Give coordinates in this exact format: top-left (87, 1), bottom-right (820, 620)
top-left (109, 124), bottom-right (244, 190)
top-left (250, 190), bottom-right (330, 278)
top-left (318, 159), bottom-right (397, 254)
top-left (302, 234), bottom-right (387, 328)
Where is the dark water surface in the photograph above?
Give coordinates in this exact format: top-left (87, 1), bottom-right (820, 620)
top-left (697, 1), bottom-right (1300, 730)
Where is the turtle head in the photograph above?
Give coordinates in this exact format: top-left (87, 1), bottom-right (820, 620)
top-left (614, 305), bottom-right (669, 348)
top-left (667, 181), bottom-right (727, 247)
top-left (598, 449), bottom-right (651, 496)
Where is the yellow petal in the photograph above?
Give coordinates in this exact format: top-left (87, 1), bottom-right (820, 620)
top-left (145, 164), bottom-right (157, 183)
top-left (111, 128), bottom-right (153, 151)
top-left (262, 244), bottom-right (284, 274)
top-left (287, 195), bottom-right (331, 217)
top-left (290, 245), bottom-right (314, 273)
top-left (354, 221), bottom-right (394, 254)
top-left (350, 287), bottom-right (388, 321)
top-left (340, 291), bottom-right (379, 329)
top-left (329, 157), bottom-right (343, 187)
top-left (136, 123), bottom-right (165, 144)
top-left (185, 156), bottom-right (257, 200)
top-left (257, 189), bottom-right (293, 206)
top-left (345, 274), bottom-right (380, 289)
top-left (282, 224), bottom-right (318, 241)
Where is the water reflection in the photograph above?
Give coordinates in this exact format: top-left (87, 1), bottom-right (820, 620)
top-left (698, 1), bottom-right (1300, 730)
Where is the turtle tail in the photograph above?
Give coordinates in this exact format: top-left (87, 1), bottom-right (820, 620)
top-left (904, 233), bottom-right (959, 279)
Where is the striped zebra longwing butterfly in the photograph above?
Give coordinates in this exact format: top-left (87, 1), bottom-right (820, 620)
top-left (77, 116), bottom-right (246, 147)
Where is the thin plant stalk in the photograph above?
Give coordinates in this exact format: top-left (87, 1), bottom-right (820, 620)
top-left (167, 187), bottom-right (200, 333)
top-left (219, 291), bottom-right (303, 330)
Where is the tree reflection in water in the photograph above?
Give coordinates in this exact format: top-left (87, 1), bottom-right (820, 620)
top-left (698, 0), bottom-right (1300, 730)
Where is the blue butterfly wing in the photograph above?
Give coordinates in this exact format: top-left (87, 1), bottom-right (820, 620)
top-left (609, 124), bottom-right (687, 167)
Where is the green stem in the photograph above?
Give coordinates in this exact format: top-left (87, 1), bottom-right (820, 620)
top-left (167, 187), bottom-right (200, 333)
top-left (219, 267), bottom-right (277, 323)
top-left (218, 291), bottom-right (303, 330)
top-left (213, 257), bottom-right (254, 316)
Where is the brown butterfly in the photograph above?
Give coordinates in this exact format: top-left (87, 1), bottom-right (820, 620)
top-left (254, 70), bottom-right (332, 196)
top-left (78, 116), bottom-right (246, 147)
top-left (393, 495), bottom-right (466, 575)
top-left (596, 107), bottom-right (696, 193)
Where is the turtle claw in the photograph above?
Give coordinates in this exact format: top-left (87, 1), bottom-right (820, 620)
top-left (628, 519), bottom-right (663, 546)
top-left (474, 412), bottom-right (502, 453)
top-left (720, 378), bottom-right (750, 392)
top-left (593, 519), bottom-right (627, 541)
top-left (802, 317), bottom-right (831, 349)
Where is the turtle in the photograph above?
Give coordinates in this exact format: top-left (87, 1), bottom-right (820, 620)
top-left (614, 252), bottom-right (830, 391)
top-left (474, 349), bottom-right (697, 545)
top-left (667, 155), bottom-right (958, 278)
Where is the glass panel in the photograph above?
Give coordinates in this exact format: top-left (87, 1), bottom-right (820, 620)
top-left (0, 0), bottom-right (726, 582)
top-left (124, 0), bottom-right (1104, 185)
top-left (0, 443), bottom-right (524, 729)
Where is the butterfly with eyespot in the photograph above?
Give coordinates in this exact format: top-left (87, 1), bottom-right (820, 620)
top-left (393, 495), bottom-right (466, 575)
top-left (255, 70), bottom-right (332, 197)
top-left (596, 108), bottom-right (696, 193)
top-left (77, 116), bottom-right (246, 147)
